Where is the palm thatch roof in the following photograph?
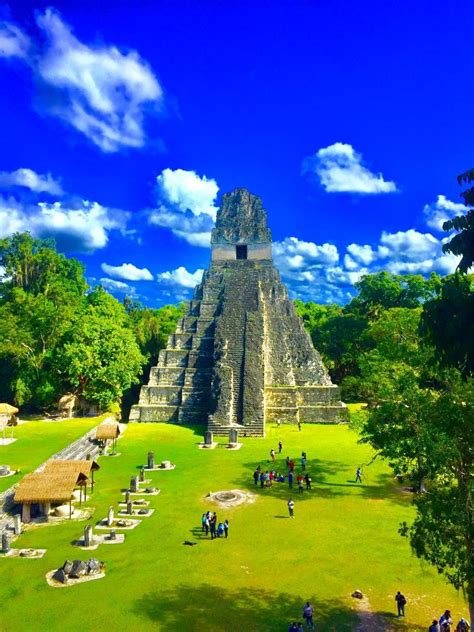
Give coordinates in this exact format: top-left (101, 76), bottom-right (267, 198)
top-left (43, 459), bottom-right (100, 478)
top-left (96, 422), bottom-right (121, 440)
top-left (14, 471), bottom-right (87, 504)
top-left (0, 403), bottom-right (19, 415)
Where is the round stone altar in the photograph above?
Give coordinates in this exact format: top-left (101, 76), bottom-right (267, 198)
top-left (207, 489), bottom-right (254, 507)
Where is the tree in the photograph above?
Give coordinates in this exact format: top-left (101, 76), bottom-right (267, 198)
top-left (420, 274), bottom-right (474, 378)
top-left (0, 234), bottom-right (87, 407)
top-left (56, 287), bottom-right (145, 410)
top-left (348, 271), bottom-right (441, 318)
top-left (442, 168), bottom-right (474, 273)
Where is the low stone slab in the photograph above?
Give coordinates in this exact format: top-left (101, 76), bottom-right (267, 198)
top-left (198, 442), bottom-right (218, 450)
top-left (225, 443), bottom-right (243, 450)
top-left (117, 508), bottom-right (155, 518)
top-left (121, 489), bottom-right (160, 496)
top-left (73, 533), bottom-right (125, 549)
top-left (96, 518), bottom-right (141, 530)
top-left (0, 438), bottom-right (17, 446)
top-left (118, 500), bottom-right (150, 508)
top-left (46, 569), bottom-right (105, 588)
top-left (2, 548), bottom-right (46, 558)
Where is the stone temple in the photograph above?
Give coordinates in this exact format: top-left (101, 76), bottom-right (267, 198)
top-left (130, 188), bottom-right (347, 435)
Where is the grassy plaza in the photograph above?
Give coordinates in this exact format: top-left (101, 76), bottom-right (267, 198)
top-left (0, 419), bottom-right (467, 631)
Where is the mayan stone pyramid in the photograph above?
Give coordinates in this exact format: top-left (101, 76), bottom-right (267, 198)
top-left (130, 188), bottom-right (347, 435)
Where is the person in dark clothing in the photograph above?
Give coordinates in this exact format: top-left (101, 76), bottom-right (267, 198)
top-left (210, 513), bottom-right (217, 540)
top-left (260, 472), bottom-right (265, 488)
top-left (288, 623), bottom-right (298, 632)
top-left (395, 591), bottom-right (406, 617)
top-left (429, 621), bottom-right (439, 632)
top-left (253, 469), bottom-right (259, 485)
top-left (278, 440), bottom-right (283, 453)
top-left (355, 467), bottom-right (362, 483)
top-left (304, 473), bottom-right (311, 490)
top-left (288, 471), bottom-right (293, 489)
top-left (224, 519), bottom-right (229, 538)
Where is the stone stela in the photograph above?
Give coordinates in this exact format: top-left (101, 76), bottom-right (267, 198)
top-left (130, 188), bottom-right (347, 436)
top-left (84, 525), bottom-right (94, 547)
top-left (130, 476), bottom-right (139, 493)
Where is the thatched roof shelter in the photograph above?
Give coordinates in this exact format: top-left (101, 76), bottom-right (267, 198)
top-left (14, 471), bottom-right (86, 505)
top-left (96, 422), bottom-right (121, 441)
top-left (0, 403), bottom-right (19, 415)
top-left (43, 459), bottom-right (100, 477)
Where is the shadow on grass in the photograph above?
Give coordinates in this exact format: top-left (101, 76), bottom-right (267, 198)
top-left (133, 584), bottom-right (359, 631)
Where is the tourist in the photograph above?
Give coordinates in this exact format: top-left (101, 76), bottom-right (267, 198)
top-left (303, 601), bottom-right (314, 628)
top-left (297, 623), bottom-right (304, 632)
top-left (210, 513), bottom-right (217, 540)
top-left (297, 473), bottom-right (304, 494)
top-left (224, 519), bottom-right (229, 539)
top-left (298, 421), bottom-right (302, 431)
top-left (217, 522), bottom-right (225, 537)
top-left (301, 456), bottom-right (306, 471)
top-left (271, 448), bottom-right (275, 462)
top-left (201, 513), bottom-right (207, 532)
top-left (286, 456), bottom-right (290, 469)
top-left (265, 471), bottom-right (271, 487)
top-left (278, 440), bottom-right (283, 453)
top-left (355, 467), bottom-right (362, 483)
top-left (288, 498), bottom-right (295, 518)
top-left (288, 623), bottom-right (298, 632)
top-left (429, 620), bottom-right (440, 632)
top-left (277, 419), bottom-right (281, 429)
top-left (456, 617), bottom-right (470, 631)
top-left (204, 514), bottom-right (210, 536)
top-left (269, 470), bottom-right (274, 487)
top-left (305, 473), bottom-right (311, 490)
top-left (260, 471), bottom-right (265, 488)
top-left (288, 471), bottom-right (293, 489)
top-left (253, 468), bottom-right (260, 485)
top-left (440, 611), bottom-right (453, 631)
top-left (395, 591), bottom-right (406, 617)
top-left (302, 450), bottom-right (307, 460)
top-left (290, 460), bottom-right (295, 472)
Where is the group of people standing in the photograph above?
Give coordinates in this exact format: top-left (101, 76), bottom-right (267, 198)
top-left (396, 593), bottom-right (469, 631)
top-left (201, 511), bottom-right (229, 540)
top-left (288, 601), bottom-right (315, 630)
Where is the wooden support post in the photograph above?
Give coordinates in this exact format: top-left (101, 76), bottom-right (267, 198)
top-left (69, 500), bottom-right (72, 519)
top-left (22, 503), bottom-right (31, 524)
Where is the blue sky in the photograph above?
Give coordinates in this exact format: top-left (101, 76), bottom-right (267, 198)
top-left (0, 0), bottom-right (472, 305)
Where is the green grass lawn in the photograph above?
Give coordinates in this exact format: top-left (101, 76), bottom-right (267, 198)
top-left (1, 422), bottom-right (468, 632)
top-left (0, 417), bottom-right (105, 494)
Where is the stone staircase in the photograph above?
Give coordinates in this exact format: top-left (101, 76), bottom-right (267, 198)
top-left (129, 272), bottom-right (221, 424)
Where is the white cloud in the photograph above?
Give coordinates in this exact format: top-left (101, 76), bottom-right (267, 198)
top-left (148, 207), bottom-right (213, 248)
top-left (0, 168), bottom-right (63, 195)
top-left (0, 21), bottom-right (30, 59)
top-left (273, 237), bottom-right (339, 271)
top-left (0, 195), bottom-right (129, 252)
top-left (156, 168), bottom-right (219, 219)
top-left (380, 229), bottom-right (440, 262)
top-left (423, 194), bottom-right (467, 232)
top-left (156, 266), bottom-right (204, 288)
top-left (346, 243), bottom-right (378, 266)
top-left (101, 262), bottom-right (153, 281)
top-left (303, 142), bottom-right (397, 194)
top-left (0, 10), bottom-right (163, 152)
top-left (100, 277), bottom-right (137, 296)
top-left (150, 168), bottom-right (218, 247)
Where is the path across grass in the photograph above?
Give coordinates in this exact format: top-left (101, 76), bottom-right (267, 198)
top-left (0, 423), bottom-right (468, 631)
top-left (0, 417), bottom-right (105, 494)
